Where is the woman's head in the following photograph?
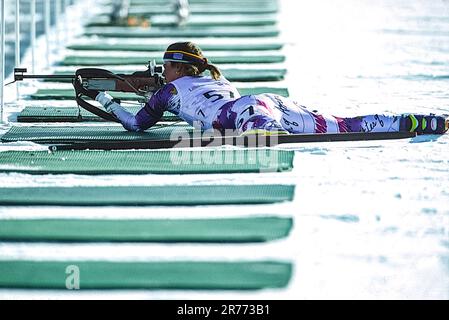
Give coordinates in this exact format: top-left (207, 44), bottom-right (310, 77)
top-left (162, 42), bottom-right (221, 82)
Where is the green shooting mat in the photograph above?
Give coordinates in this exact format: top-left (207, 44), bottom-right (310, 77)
top-left (83, 26), bottom-right (279, 38)
top-left (61, 54), bottom-right (285, 66)
top-left (87, 14), bottom-right (278, 28)
top-left (46, 69), bottom-right (287, 82)
top-left (0, 216), bottom-right (293, 242)
top-left (17, 107), bottom-right (179, 123)
top-left (1, 124), bottom-right (193, 144)
top-left (67, 42), bottom-right (284, 52)
top-left (0, 149), bottom-right (295, 174)
top-left (0, 260), bottom-right (292, 290)
top-left (129, 0), bottom-right (276, 4)
top-left (29, 87), bottom-right (289, 100)
top-left (125, 5), bottom-right (278, 15)
top-left (0, 184), bottom-right (295, 206)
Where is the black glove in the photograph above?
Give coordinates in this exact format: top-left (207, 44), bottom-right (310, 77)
top-left (72, 75), bottom-right (99, 100)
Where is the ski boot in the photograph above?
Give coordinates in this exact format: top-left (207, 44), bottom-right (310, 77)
top-left (399, 114), bottom-right (449, 134)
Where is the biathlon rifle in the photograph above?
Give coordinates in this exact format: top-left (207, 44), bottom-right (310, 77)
top-left (10, 60), bottom-right (165, 122)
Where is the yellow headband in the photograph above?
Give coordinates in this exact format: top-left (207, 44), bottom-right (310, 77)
top-left (163, 50), bottom-right (206, 64)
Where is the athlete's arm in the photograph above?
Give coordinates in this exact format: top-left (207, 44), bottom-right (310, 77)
top-left (95, 83), bottom-right (178, 132)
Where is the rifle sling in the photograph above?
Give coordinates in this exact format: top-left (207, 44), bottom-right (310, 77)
top-left (75, 95), bottom-right (119, 122)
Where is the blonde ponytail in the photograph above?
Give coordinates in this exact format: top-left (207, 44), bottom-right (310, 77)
top-left (204, 63), bottom-right (221, 81)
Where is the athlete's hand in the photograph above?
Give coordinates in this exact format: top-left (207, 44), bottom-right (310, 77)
top-left (72, 75), bottom-right (99, 100)
top-left (95, 92), bottom-right (116, 113)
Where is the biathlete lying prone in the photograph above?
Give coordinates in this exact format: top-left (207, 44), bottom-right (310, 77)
top-left (73, 41), bottom-right (449, 136)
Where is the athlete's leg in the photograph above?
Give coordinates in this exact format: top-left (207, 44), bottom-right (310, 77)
top-left (230, 95), bottom-right (287, 134)
top-left (343, 113), bottom-right (448, 134)
top-left (343, 114), bottom-right (401, 133)
top-left (225, 94), bottom-right (449, 135)
top-left (256, 94), bottom-right (350, 134)
top-left (256, 94), bottom-right (420, 134)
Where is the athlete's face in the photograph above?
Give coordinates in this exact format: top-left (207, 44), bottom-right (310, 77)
top-left (163, 61), bottom-right (182, 82)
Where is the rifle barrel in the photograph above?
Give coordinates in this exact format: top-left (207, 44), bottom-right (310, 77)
top-left (20, 74), bottom-right (75, 79)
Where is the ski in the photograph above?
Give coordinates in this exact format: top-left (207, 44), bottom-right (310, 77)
top-left (49, 131), bottom-right (417, 151)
